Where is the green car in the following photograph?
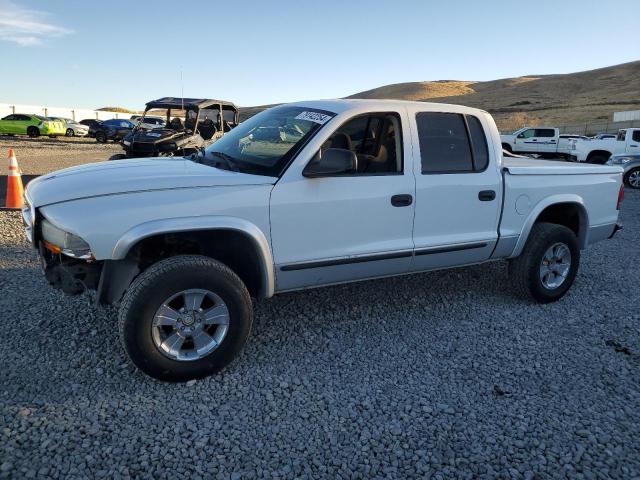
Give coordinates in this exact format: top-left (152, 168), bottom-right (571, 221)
top-left (0, 113), bottom-right (66, 138)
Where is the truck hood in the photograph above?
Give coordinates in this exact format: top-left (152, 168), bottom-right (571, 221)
top-left (26, 157), bottom-right (277, 207)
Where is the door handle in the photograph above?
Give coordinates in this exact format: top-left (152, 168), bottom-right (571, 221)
top-left (391, 194), bottom-right (413, 207)
top-left (478, 190), bottom-right (496, 201)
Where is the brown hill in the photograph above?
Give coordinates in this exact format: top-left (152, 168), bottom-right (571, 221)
top-left (348, 61), bottom-right (640, 132)
top-left (240, 61), bottom-right (640, 132)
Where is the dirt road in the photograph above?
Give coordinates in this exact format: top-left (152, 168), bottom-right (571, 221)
top-left (0, 135), bottom-right (120, 175)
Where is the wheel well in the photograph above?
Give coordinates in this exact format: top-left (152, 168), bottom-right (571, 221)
top-left (125, 230), bottom-right (264, 297)
top-left (535, 202), bottom-right (586, 247)
top-left (502, 143), bottom-right (512, 151)
top-left (586, 150), bottom-right (611, 162)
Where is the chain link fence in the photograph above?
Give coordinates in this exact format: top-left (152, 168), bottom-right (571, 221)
top-left (558, 120), bottom-right (639, 136)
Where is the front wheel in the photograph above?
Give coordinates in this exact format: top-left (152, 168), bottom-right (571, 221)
top-left (118, 255), bottom-right (253, 382)
top-left (66, 128), bottom-right (74, 137)
top-left (95, 131), bottom-right (107, 143)
top-left (509, 222), bottom-right (580, 303)
top-left (624, 167), bottom-right (640, 189)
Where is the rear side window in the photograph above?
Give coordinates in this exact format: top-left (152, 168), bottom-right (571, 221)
top-left (467, 116), bottom-right (489, 171)
top-left (416, 112), bottom-right (489, 173)
top-left (633, 131), bottom-right (640, 142)
top-left (535, 129), bottom-right (555, 138)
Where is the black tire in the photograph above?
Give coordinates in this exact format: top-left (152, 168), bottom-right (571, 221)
top-left (95, 131), bottom-right (107, 143)
top-left (118, 255), bottom-right (253, 382)
top-left (509, 222), bottom-right (580, 303)
top-left (623, 167), bottom-right (640, 189)
top-left (66, 128), bottom-right (74, 137)
top-left (587, 154), bottom-right (608, 165)
top-left (27, 126), bottom-right (40, 138)
top-left (109, 153), bottom-right (128, 161)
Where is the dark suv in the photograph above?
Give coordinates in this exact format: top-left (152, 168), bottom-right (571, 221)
top-left (94, 119), bottom-right (136, 143)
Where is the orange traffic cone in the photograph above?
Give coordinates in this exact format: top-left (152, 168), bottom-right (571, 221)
top-left (5, 149), bottom-right (24, 209)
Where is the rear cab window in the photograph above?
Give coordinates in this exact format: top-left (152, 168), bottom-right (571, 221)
top-left (416, 112), bottom-right (489, 173)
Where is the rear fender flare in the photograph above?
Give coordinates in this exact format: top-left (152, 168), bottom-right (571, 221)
top-left (510, 195), bottom-right (589, 258)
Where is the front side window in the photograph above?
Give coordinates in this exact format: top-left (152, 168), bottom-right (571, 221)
top-left (202, 105), bottom-right (336, 176)
top-left (315, 113), bottom-right (403, 174)
top-left (617, 130), bottom-right (626, 141)
top-left (417, 112), bottom-right (489, 173)
top-left (519, 129), bottom-right (535, 139)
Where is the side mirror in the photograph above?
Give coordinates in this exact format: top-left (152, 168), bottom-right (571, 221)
top-left (517, 133), bottom-right (524, 139)
top-left (303, 148), bottom-right (357, 177)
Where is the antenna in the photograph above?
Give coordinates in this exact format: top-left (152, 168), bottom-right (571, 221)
top-left (180, 68), bottom-right (184, 113)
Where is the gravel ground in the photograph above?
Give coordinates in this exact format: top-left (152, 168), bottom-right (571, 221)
top-left (0, 192), bottom-right (639, 479)
top-left (0, 136), bottom-right (120, 175)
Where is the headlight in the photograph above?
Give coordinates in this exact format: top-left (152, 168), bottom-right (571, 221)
top-left (123, 140), bottom-right (131, 146)
top-left (40, 219), bottom-right (93, 259)
top-left (617, 157), bottom-right (634, 164)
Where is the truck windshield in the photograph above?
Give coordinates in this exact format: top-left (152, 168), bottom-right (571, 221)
top-left (200, 105), bottom-right (335, 176)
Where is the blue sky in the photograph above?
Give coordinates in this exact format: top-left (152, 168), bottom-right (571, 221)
top-left (0, 0), bottom-right (638, 109)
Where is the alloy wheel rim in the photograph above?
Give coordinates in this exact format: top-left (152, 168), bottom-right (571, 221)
top-left (629, 170), bottom-right (640, 188)
top-left (151, 289), bottom-right (230, 362)
top-left (539, 242), bottom-right (572, 290)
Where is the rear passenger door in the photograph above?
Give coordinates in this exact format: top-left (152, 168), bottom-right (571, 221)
top-left (409, 111), bottom-right (501, 272)
top-left (535, 128), bottom-right (557, 154)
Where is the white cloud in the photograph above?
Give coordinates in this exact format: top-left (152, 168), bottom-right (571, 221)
top-left (0, 1), bottom-right (72, 47)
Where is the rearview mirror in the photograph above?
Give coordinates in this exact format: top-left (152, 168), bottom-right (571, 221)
top-left (303, 148), bottom-right (357, 177)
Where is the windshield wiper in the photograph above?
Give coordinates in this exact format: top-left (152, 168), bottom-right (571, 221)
top-left (209, 151), bottom-right (240, 172)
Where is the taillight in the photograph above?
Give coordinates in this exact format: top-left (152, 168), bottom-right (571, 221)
top-left (617, 184), bottom-right (624, 210)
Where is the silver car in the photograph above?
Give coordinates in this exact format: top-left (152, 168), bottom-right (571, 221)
top-left (52, 118), bottom-right (90, 137)
top-left (608, 153), bottom-right (640, 189)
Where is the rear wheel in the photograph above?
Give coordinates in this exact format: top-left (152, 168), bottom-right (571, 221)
top-left (95, 131), bottom-right (107, 143)
top-left (509, 222), bottom-right (580, 303)
top-left (66, 128), bottom-right (74, 137)
top-left (587, 153), bottom-right (609, 164)
top-left (624, 167), bottom-right (640, 189)
top-left (109, 153), bottom-right (128, 161)
top-left (27, 126), bottom-right (40, 138)
top-left (119, 255), bottom-right (253, 382)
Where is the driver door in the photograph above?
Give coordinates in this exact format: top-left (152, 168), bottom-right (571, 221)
top-left (514, 128), bottom-right (539, 153)
top-left (269, 110), bottom-right (416, 292)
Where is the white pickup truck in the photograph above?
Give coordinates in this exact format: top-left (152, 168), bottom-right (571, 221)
top-left (23, 99), bottom-right (624, 381)
top-left (500, 127), bottom-right (575, 157)
top-left (569, 128), bottom-right (640, 164)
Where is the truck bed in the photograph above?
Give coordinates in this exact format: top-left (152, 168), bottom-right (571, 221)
top-left (499, 157), bottom-right (622, 256)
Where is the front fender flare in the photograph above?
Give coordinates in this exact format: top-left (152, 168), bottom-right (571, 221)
top-left (510, 194), bottom-right (589, 258)
top-left (112, 215), bottom-right (275, 298)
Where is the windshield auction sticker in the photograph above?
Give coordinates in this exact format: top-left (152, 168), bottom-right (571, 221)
top-left (295, 111), bottom-right (332, 125)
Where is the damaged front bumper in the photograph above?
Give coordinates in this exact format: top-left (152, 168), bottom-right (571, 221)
top-left (39, 242), bottom-right (102, 295)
